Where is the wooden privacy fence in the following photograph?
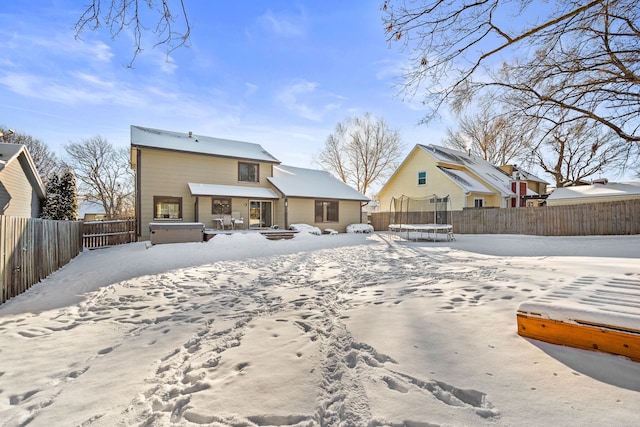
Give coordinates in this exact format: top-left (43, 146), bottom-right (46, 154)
top-left (371, 199), bottom-right (640, 236)
top-left (82, 219), bottom-right (136, 249)
top-left (0, 216), bottom-right (83, 304)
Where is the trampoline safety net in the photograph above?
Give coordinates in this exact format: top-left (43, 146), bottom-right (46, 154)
top-left (389, 194), bottom-right (452, 226)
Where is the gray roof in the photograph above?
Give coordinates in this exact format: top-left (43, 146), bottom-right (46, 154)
top-left (0, 143), bottom-right (24, 172)
top-left (78, 200), bottom-right (106, 218)
top-left (419, 144), bottom-right (544, 197)
top-left (268, 165), bottom-right (369, 201)
top-left (438, 167), bottom-right (494, 194)
top-left (130, 125), bottom-right (280, 163)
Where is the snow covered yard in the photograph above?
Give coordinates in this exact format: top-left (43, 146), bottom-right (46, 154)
top-left (0, 232), bottom-right (639, 426)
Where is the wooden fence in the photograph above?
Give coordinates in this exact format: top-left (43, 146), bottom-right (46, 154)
top-left (0, 216), bottom-right (83, 304)
top-left (82, 219), bottom-right (137, 249)
top-left (371, 199), bottom-right (640, 236)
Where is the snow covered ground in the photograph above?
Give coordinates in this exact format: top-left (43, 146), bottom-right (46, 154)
top-left (0, 232), bottom-right (639, 426)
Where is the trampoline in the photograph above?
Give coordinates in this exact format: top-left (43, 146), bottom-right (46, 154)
top-left (388, 194), bottom-right (455, 241)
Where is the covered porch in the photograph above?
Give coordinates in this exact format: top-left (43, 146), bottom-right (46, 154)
top-left (188, 182), bottom-right (281, 230)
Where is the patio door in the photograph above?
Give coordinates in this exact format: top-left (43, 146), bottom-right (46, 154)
top-left (249, 201), bottom-right (272, 228)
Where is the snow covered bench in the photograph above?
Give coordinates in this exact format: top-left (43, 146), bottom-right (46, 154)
top-left (517, 276), bottom-right (640, 362)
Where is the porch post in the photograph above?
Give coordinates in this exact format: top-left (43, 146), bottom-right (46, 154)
top-left (284, 198), bottom-right (289, 229)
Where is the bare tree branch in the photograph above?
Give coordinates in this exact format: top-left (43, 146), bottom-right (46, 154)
top-left (63, 136), bottom-right (134, 219)
top-left (1, 126), bottom-right (60, 184)
top-left (314, 113), bottom-right (405, 197)
top-left (74, 0), bottom-right (191, 67)
top-left (383, 0), bottom-right (640, 144)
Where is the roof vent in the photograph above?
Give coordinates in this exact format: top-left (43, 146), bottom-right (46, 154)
top-left (188, 131), bottom-right (193, 138)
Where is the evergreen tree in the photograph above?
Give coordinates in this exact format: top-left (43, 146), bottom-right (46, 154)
top-left (59, 169), bottom-right (78, 220)
top-left (41, 169), bottom-right (78, 220)
top-left (41, 174), bottom-right (60, 220)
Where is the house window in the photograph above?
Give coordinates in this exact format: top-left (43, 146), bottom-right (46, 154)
top-left (418, 171), bottom-right (427, 185)
top-left (212, 197), bottom-right (231, 215)
top-left (238, 162), bottom-right (259, 183)
top-left (315, 200), bottom-right (339, 222)
top-left (154, 196), bottom-right (182, 219)
top-left (474, 198), bottom-right (484, 208)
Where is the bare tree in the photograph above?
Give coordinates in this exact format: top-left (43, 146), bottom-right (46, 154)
top-left (74, 0), bottom-right (191, 67)
top-left (315, 113), bottom-right (404, 197)
top-left (1, 126), bottom-right (60, 184)
top-left (382, 0), bottom-right (640, 144)
top-left (443, 107), bottom-right (536, 167)
top-left (63, 136), bottom-right (134, 219)
top-left (536, 119), bottom-right (632, 187)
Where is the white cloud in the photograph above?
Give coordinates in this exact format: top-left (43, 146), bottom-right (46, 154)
top-left (72, 72), bottom-right (116, 89)
top-left (374, 58), bottom-right (406, 81)
top-left (259, 8), bottom-right (306, 37)
top-left (276, 79), bottom-right (343, 122)
top-left (244, 82), bottom-right (259, 97)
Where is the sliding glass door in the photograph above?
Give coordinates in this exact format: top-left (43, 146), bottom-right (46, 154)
top-left (249, 201), bottom-right (272, 228)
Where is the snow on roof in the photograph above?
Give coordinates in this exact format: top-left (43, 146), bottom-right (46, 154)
top-left (420, 144), bottom-right (543, 197)
top-left (438, 167), bottom-right (494, 194)
top-left (188, 183), bottom-right (279, 199)
top-left (130, 125), bottom-right (280, 163)
top-left (268, 165), bottom-right (369, 201)
top-left (515, 168), bottom-right (548, 184)
top-left (547, 182), bottom-right (640, 201)
top-left (78, 200), bottom-right (106, 216)
top-left (0, 142), bottom-right (26, 172)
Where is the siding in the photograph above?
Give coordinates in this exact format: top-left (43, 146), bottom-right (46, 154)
top-left (0, 156), bottom-right (40, 217)
top-left (378, 148), bottom-right (467, 211)
top-left (286, 198), bottom-right (363, 233)
top-left (377, 146), bottom-right (518, 211)
top-left (135, 147), bottom-right (276, 239)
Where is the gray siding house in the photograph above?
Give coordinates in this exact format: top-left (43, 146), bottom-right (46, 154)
top-left (0, 143), bottom-right (45, 217)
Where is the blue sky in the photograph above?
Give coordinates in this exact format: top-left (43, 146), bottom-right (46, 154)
top-left (0, 1), bottom-right (448, 171)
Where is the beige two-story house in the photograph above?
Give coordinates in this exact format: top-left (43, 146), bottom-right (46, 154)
top-left (130, 125), bottom-right (368, 240)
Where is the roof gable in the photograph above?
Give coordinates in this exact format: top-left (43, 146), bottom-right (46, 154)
top-left (418, 144), bottom-right (543, 197)
top-left (130, 125), bottom-right (280, 163)
top-left (268, 165), bottom-right (369, 201)
top-left (0, 143), bottom-right (46, 199)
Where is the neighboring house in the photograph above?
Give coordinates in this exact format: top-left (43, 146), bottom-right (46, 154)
top-left (546, 182), bottom-right (640, 206)
top-left (377, 144), bottom-right (547, 211)
top-left (130, 125), bottom-right (368, 240)
top-left (78, 200), bottom-right (107, 221)
top-left (0, 143), bottom-right (45, 217)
